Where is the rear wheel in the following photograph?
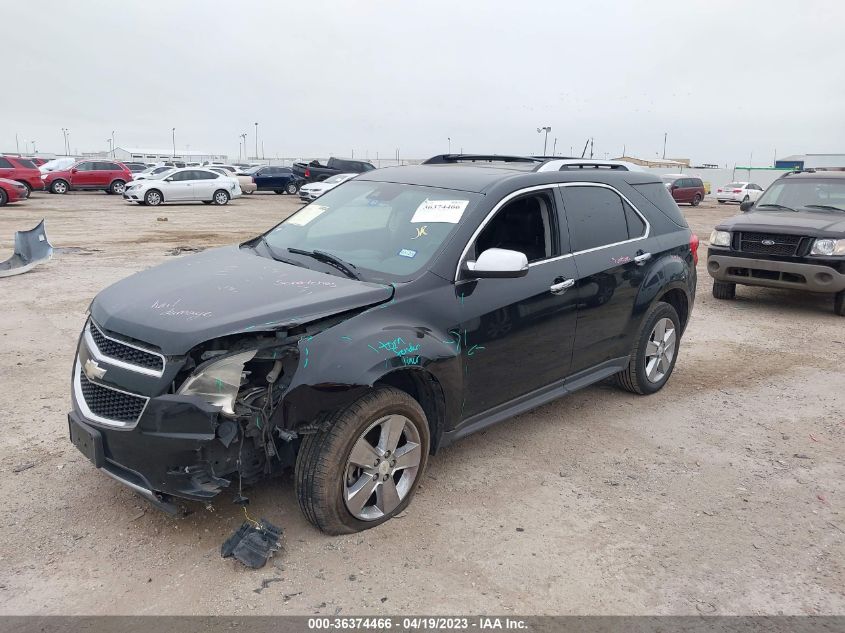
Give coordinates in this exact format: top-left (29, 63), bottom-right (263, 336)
top-left (712, 280), bottom-right (736, 300)
top-left (212, 189), bottom-right (230, 205)
top-left (110, 180), bottom-right (126, 195)
top-left (0, 189), bottom-right (7, 206)
top-left (691, 194), bottom-right (702, 206)
top-left (285, 181), bottom-right (298, 195)
top-left (17, 181), bottom-right (32, 195)
top-left (144, 189), bottom-right (163, 206)
top-left (835, 291), bottom-right (845, 316)
top-left (273, 189), bottom-right (284, 194)
top-left (51, 179), bottom-right (69, 194)
top-left (616, 301), bottom-right (681, 395)
top-left (295, 387), bottom-right (430, 534)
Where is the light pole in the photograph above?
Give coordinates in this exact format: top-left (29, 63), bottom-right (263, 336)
top-left (106, 139), bottom-right (112, 156)
top-left (552, 137), bottom-right (557, 156)
top-left (239, 133), bottom-right (247, 161)
top-left (254, 122), bottom-right (258, 160)
top-left (662, 132), bottom-right (667, 159)
top-left (15, 133), bottom-right (19, 155)
top-left (111, 130), bottom-right (115, 157)
top-left (537, 126), bottom-right (551, 155)
top-left (172, 127), bottom-right (176, 158)
top-left (448, 137), bottom-right (451, 154)
top-left (61, 128), bottom-right (68, 155)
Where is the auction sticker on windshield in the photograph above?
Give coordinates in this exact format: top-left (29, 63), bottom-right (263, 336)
top-left (288, 205), bottom-right (328, 226)
top-left (411, 199), bottom-right (469, 224)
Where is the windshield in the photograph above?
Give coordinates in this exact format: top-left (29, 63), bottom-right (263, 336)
top-left (323, 174), bottom-right (350, 185)
top-left (146, 168), bottom-right (175, 180)
top-left (262, 180), bottom-right (480, 282)
top-left (756, 179), bottom-right (845, 211)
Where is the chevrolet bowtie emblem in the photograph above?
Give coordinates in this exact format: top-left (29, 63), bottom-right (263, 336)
top-left (83, 358), bottom-right (107, 381)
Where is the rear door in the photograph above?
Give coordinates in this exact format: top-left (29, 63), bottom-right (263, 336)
top-left (560, 183), bottom-right (654, 375)
top-left (191, 170), bottom-right (219, 199)
top-left (71, 162), bottom-right (98, 188)
top-left (96, 161), bottom-right (119, 187)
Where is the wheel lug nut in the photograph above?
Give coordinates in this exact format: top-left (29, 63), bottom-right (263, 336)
top-left (384, 450), bottom-right (391, 458)
top-left (372, 474), bottom-right (379, 481)
top-left (383, 474), bottom-right (389, 481)
top-left (391, 460), bottom-right (396, 467)
top-left (374, 458), bottom-right (380, 466)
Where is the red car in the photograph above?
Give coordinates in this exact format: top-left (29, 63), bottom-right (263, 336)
top-left (0, 178), bottom-right (29, 205)
top-left (43, 159), bottom-right (133, 195)
top-left (0, 156), bottom-right (45, 194)
top-left (661, 174), bottom-right (706, 206)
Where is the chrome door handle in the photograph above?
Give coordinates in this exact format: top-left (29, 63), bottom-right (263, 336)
top-left (550, 279), bottom-right (575, 294)
top-left (634, 252), bottom-right (652, 265)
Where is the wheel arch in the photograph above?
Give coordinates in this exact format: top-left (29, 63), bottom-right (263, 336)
top-left (145, 187), bottom-right (164, 202)
top-left (374, 368), bottom-right (447, 454)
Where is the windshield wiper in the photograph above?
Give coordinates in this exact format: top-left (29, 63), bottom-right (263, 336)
top-left (255, 236), bottom-right (307, 268)
top-left (288, 248), bottom-right (360, 280)
top-left (803, 204), bottom-right (845, 213)
top-left (757, 203), bottom-right (798, 212)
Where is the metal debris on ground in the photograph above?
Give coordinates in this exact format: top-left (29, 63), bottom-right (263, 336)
top-left (0, 219), bottom-right (54, 278)
top-left (221, 518), bottom-right (282, 569)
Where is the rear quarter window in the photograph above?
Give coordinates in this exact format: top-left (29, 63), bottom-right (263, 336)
top-left (631, 182), bottom-right (688, 228)
top-left (0, 157), bottom-right (13, 168)
top-left (12, 158), bottom-right (36, 168)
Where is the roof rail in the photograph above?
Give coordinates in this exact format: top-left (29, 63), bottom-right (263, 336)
top-left (422, 154), bottom-right (544, 165)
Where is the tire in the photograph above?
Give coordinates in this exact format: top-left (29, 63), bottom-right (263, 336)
top-left (202, 200), bottom-right (212, 205)
top-left (104, 189), bottom-right (113, 195)
top-left (273, 189), bottom-right (284, 194)
top-left (51, 179), bottom-right (69, 194)
top-left (742, 195), bottom-right (750, 204)
top-left (285, 181), bottom-right (298, 195)
top-left (295, 387), bottom-right (430, 535)
top-left (616, 301), bottom-right (681, 395)
top-left (17, 181), bottom-right (32, 195)
top-left (212, 189), bottom-right (230, 205)
top-left (144, 189), bottom-right (163, 206)
top-left (718, 200), bottom-right (725, 204)
top-left (0, 189), bottom-right (7, 206)
top-left (691, 194), bottom-right (702, 207)
top-left (110, 180), bottom-right (126, 195)
top-left (712, 280), bottom-right (736, 300)
top-left (834, 291), bottom-right (845, 316)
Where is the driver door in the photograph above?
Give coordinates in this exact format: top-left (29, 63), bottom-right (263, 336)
top-left (453, 187), bottom-right (579, 420)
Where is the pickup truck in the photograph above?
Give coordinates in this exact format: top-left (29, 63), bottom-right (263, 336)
top-left (292, 157), bottom-right (375, 183)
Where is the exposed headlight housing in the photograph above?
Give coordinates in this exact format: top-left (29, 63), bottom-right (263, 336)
top-left (810, 238), bottom-right (845, 257)
top-left (709, 230), bottom-right (731, 247)
top-left (178, 350), bottom-right (256, 416)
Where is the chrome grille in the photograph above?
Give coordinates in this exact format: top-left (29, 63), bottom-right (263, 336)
top-left (87, 320), bottom-right (164, 375)
top-left (75, 364), bottom-right (149, 427)
top-left (738, 232), bottom-right (803, 257)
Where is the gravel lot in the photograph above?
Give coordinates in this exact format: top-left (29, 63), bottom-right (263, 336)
top-left (0, 190), bottom-right (842, 615)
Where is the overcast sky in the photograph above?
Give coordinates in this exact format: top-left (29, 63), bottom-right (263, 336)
top-left (3, 0), bottom-right (843, 165)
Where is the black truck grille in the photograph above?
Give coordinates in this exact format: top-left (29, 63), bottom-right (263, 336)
top-left (738, 232), bottom-right (804, 257)
top-left (79, 371), bottom-right (148, 424)
top-left (88, 321), bottom-right (164, 372)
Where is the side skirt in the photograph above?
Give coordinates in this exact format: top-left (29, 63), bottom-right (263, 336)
top-left (439, 356), bottom-right (628, 448)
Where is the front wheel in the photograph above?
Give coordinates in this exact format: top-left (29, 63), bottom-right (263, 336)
top-left (144, 189), bottom-right (163, 206)
top-left (691, 194), bottom-right (702, 206)
top-left (742, 195), bottom-right (750, 204)
top-left (295, 387), bottom-right (430, 534)
top-left (712, 280), bottom-right (736, 300)
top-left (285, 181), bottom-right (299, 195)
top-left (835, 291), bottom-right (845, 316)
top-left (51, 179), bottom-right (69, 194)
top-left (0, 189), bottom-right (7, 206)
top-left (18, 181), bottom-right (32, 195)
top-left (616, 301), bottom-right (681, 395)
top-left (212, 189), bottom-right (230, 205)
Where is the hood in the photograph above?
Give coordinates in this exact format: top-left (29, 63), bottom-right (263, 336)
top-left (43, 169), bottom-right (70, 181)
top-left (90, 245), bottom-right (394, 355)
top-left (718, 209), bottom-right (845, 237)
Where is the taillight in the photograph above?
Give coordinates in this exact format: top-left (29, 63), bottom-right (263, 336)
top-left (732, 189), bottom-right (742, 193)
top-left (304, 168), bottom-right (310, 178)
top-left (717, 188), bottom-right (722, 192)
top-left (690, 233), bottom-right (700, 265)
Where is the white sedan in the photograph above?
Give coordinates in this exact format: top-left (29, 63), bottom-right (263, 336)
top-left (298, 173), bottom-right (357, 201)
top-left (122, 168), bottom-right (241, 206)
top-left (715, 182), bottom-right (764, 204)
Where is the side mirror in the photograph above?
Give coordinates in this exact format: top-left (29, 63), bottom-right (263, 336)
top-left (164, 177), bottom-right (173, 182)
top-left (465, 248), bottom-right (529, 279)
top-left (71, 168), bottom-right (78, 174)
top-left (740, 200), bottom-right (754, 212)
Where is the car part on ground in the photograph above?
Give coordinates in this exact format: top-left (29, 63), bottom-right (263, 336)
top-left (0, 219), bottom-right (54, 278)
top-left (221, 518), bottom-right (282, 569)
top-left (67, 163), bottom-right (697, 532)
top-left (707, 170), bottom-right (845, 315)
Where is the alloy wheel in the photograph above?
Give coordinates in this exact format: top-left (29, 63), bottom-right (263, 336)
top-left (343, 414), bottom-right (422, 521)
top-left (644, 317), bottom-right (676, 383)
top-left (214, 191), bottom-right (229, 205)
top-left (146, 191), bottom-right (162, 206)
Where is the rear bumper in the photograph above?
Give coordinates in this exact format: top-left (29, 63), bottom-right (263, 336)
top-left (707, 251), bottom-right (845, 293)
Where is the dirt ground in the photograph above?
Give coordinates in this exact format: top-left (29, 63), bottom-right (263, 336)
top-left (0, 189), bottom-right (842, 616)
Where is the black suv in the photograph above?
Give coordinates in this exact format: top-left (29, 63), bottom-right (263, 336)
top-left (67, 156), bottom-right (698, 534)
top-left (707, 170), bottom-right (845, 315)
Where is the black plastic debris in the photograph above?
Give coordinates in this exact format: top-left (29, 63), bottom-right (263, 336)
top-left (221, 519), bottom-right (282, 569)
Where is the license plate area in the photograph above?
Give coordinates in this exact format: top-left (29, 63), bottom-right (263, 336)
top-left (69, 417), bottom-right (105, 468)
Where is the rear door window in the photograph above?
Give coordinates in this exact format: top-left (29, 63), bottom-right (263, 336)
top-left (561, 186), bottom-right (634, 251)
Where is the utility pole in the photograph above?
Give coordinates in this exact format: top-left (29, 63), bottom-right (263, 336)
top-left (254, 122), bottom-right (258, 160)
top-left (15, 133), bottom-right (19, 155)
top-left (537, 126), bottom-right (551, 155)
top-left (448, 137), bottom-right (451, 154)
top-left (590, 137), bottom-right (594, 159)
top-left (239, 133), bottom-right (247, 162)
top-left (111, 130), bottom-right (115, 157)
top-left (172, 128), bottom-right (176, 158)
top-left (662, 132), bottom-right (667, 159)
top-left (552, 137), bottom-right (557, 155)
top-left (261, 141), bottom-right (265, 160)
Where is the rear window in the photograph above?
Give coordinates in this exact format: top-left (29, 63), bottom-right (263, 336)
top-left (725, 183), bottom-right (744, 189)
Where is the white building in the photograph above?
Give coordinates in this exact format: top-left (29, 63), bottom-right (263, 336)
top-left (111, 147), bottom-right (228, 164)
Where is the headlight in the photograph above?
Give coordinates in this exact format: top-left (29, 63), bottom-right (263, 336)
top-left (709, 230), bottom-right (731, 247)
top-left (178, 350), bottom-right (256, 416)
top-left (810, 238), bottom-right (845, 256)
